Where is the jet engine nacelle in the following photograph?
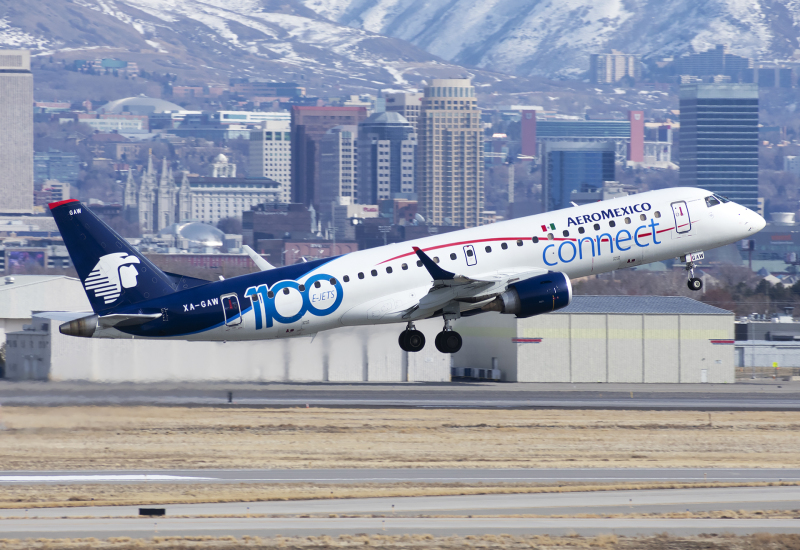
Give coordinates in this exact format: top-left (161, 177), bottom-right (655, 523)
top-left (483, 272), bottom-right (572, 318)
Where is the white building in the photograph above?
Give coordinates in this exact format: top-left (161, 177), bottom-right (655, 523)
top-left (249, 121), bottom-right (291, 203)
top-left (319, 125), bottom-right (359, 215)
top-left (213, 111), bottom-right (290, 126)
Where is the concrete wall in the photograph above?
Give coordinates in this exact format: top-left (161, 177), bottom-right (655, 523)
top-left (6, 315), bottom-right (450, 383)
top-left (455, 312), bottom-right (735, 383)
top-left (736, 341), bottom-right (800, 369)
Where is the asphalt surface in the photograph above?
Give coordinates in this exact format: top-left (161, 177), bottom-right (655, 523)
top-left (1, 468), bottom-right (799, 485)
top-left (0, 380), bottom-right (798, 410)
top-left (3, 487), bottom-right (800, 537)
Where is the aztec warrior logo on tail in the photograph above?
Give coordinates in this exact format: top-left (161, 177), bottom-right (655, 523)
top-left (84, 253), bottom-right (141, 304)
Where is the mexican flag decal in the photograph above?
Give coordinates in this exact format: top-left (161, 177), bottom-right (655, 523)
top-left (541, 223), bottom-right (556, 232)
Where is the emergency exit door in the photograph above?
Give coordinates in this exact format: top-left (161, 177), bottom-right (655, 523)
top-left (671, 201), bottom-right (692, 235)
top-left (221, 293), bottom-right (242, 327)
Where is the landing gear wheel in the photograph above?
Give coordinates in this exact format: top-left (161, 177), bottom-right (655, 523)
top-left (688, 277), bottom-right (703, 291)
top-left (399, 330), bottom-right (425, 352)
top-left (435, 331), bottom-right (463, 354)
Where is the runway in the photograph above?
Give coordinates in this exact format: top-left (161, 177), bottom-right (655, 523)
top-left (2, 487), bottom-right (800, 537)
top-left (2, 468), bottom-right (799, 485)
top-left (0, 380), bottom-right (798, 410)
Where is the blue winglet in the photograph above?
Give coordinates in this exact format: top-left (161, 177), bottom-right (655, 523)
top-left (413, 247), bottom-right (455, 280)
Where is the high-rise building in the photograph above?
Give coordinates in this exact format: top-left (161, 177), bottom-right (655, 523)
top-left (34, 150), bottom-right (80, 185)
top-left (291, 106), bottom-right (368, 209)
top-left (542, 142), bottom-right (616, 212)
top-left (417, 79), bottom-right (483, 228)
top-left (590, 51), bottom-right (641, 83)
top-left (384, 92), bottom-right (422, 132)
top-left (319, 125), bottom-right (359, 211)
top-left (679, 83), bottom-right (759, 210)
top-left (249, 120), bottom-right (291, 203)
top-left (675, 45), bottom-right (752, 81)
top-left (0, 50), bottom-right (33, 214)
top-left (357, 112), bottom-right (416, 205)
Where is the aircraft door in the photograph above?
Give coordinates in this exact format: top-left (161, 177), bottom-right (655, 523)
top-left (221, 293), bottom-right (242, 327)
top-left (671, 201), bottom-right (692, 236)
top-left (463, 245), bottom-right (477, 266)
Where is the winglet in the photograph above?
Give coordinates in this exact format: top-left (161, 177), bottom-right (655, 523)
top-left (413, 246), bottom-right (455, 280)
top-left (243, 245), bottom-right (275, 271)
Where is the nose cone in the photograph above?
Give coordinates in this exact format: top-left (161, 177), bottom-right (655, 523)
top-left (748, 209), bottom-right (766, 233)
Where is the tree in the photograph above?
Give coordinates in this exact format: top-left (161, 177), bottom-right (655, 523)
top-left (217, 217), bottom-right (242, 235)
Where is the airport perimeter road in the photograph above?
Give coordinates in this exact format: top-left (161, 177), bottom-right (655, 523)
top-left (2, 517), bottom-right (800, 538)
top-left (2, 468), bottom-right (800, 486)
top-left (3, 486), bottom-right (800, 518)
top-left (0, 380), bottom-right (798, 410)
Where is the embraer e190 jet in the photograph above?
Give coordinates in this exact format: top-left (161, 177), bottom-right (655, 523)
top-left (51, 187), bottom-right (765, 354)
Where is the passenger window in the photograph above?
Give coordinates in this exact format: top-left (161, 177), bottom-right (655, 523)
top-left (532, 236), bottom-right (539, 243)
top-left (450, 253), bottom-right (457, 260)
top-left (433, 257), bottom-right (440, 263)
top-left (358, 272), bottom-right (365, 279)
top-left (386, 266), bottom-right (393, 274)
top-left (705, 196), bottom-right (721, 207)
top-left (501, 242), bottom-right (508, 250)
top-left (516, 240), bottom-right (523, 246)
top-left (562, 230), bottom-right (569, 237)
top-left (466, 249), bottom-right (474, 257)
top-left (267, 290), bottom-right (274, 298)
top-left (485, 246), bottom-right (492, 252)
top-left (329, 278), bottom-right (337, 285)
top-left (593, 223), bottom-right (600, 230)
top-left (547, 233), bottom-right (554, 240)
top-left (609, 221), bottom-right (616, 228)
top-left (417, 260), bottom-right (423, 267)
top-left (578, 227), bottom-right (585, 234)
top-left (624, 217), bottom-right (631, 224)
top-left (283, 288), bottom-right (290, 295)
top-left (299, 284), bottom-right (306, 291)
top-left (640, 214), bottom-right (647, 221)
top-left (343, 275), bottom-right (350, 282)
top-left (371, 269), bottom-right (378, 276)
top-left (654, 211), bottom-right (661, 218)
top-left (401, 263), bottom-right (408, 270)
top-left (314, 281), bottom-right (321, 288)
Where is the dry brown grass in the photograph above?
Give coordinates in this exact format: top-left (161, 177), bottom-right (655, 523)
top-left (0, 533), bottom-right (799, 549)
top-left (1, 407), bottom-right (800, 471)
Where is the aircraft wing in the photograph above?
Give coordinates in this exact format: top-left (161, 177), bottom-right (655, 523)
top-left (402, 247), bottom-right (547, 318)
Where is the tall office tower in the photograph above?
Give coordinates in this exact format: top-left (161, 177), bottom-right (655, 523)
top-left (249, 120), bottom-right (292, 203)
top-left (417, 79), bottom-right (483, 228)
top-left (590, 51), bottom-right (641, 84)
top-left (384, 92), bottom-right (422, 132)
top-left (521, 110), bottom-right (536, 157)
top-left (319, 126), bottom-right (359, 212)
top-left (357, 112), bottom-right (416, 205)
top-left (679, 83), bottom-right (759, 210)
top-left (542, 142), bottom-right (616, 212)
top-left (676, 45), bottom-right (752, 81)
top-left (291, 106), bottom-right (368, 209)
top-left (0, 50), bottom-right (33, 214)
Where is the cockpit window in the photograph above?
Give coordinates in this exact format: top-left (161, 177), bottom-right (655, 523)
top-left (705, 196), bottom-right (721, 208)
top-left (714, 194), bottom-right (730, 203)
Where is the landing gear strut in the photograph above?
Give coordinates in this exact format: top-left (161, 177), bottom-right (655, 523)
top-left (686, 259), bottom-right (703, 291)
top-left (399, 322), bottom-right (425, 352)
top-left (434, 315), bottom-right (463, 354)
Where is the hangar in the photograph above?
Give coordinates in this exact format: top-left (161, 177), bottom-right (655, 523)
top-left (454, 296), bottom-right (735, 383)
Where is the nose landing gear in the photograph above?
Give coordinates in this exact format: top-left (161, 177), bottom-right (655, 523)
top-left (399, 322), bottom-right (426, 352)
top-left (434, 315), bottom-right (463, 354)
top-left (685, 259), bottom-right (703, 291)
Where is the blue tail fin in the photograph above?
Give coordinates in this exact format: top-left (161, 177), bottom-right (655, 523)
top-left (50, 199), bottom-right (178, 314)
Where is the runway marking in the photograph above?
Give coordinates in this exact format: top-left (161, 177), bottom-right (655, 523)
top-left (0, 475), bottom-right (214, 483)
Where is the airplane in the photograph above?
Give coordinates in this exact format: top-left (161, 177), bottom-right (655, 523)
top-left (50, 187), bottom-right (765, 354)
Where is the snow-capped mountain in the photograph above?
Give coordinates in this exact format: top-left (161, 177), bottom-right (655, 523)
top-left (303, 0), bottom-right (800, 76)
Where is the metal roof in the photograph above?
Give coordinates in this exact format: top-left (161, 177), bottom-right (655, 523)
top-left (554, 296), bottom-right (732, 315)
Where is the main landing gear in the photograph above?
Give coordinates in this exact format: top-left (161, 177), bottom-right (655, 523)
top-left (399, 322), bottom-right (426, 352)
top-left (434, 315), bottom-right (462, 354)
top-left (686, 259), bottom-right (703, 291)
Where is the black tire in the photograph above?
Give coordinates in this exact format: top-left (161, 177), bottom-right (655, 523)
top-left (688, 277), bottom-right (703, 291)
top-left (398, 331), bottom-right (410, 351)
top-left (435, 331), bottom-right (463, 354)
top-left (407, 330), bottom-right (425, 352)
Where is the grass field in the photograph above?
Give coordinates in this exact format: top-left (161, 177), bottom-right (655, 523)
top-left (0, 407), bottom-right (799, 471)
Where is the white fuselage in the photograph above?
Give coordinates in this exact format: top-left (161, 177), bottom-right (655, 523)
top-left (115, 187), bottom-right (765, 342)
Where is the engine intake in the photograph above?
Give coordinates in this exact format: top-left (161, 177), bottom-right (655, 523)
top-left (482, 272), bottom-right (572, 318)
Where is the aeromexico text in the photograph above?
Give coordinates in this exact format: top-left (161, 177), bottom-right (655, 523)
top-left (566, 202), bottom-right (652, 227)
top-left (545, 202), bottom-right (662, 267)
